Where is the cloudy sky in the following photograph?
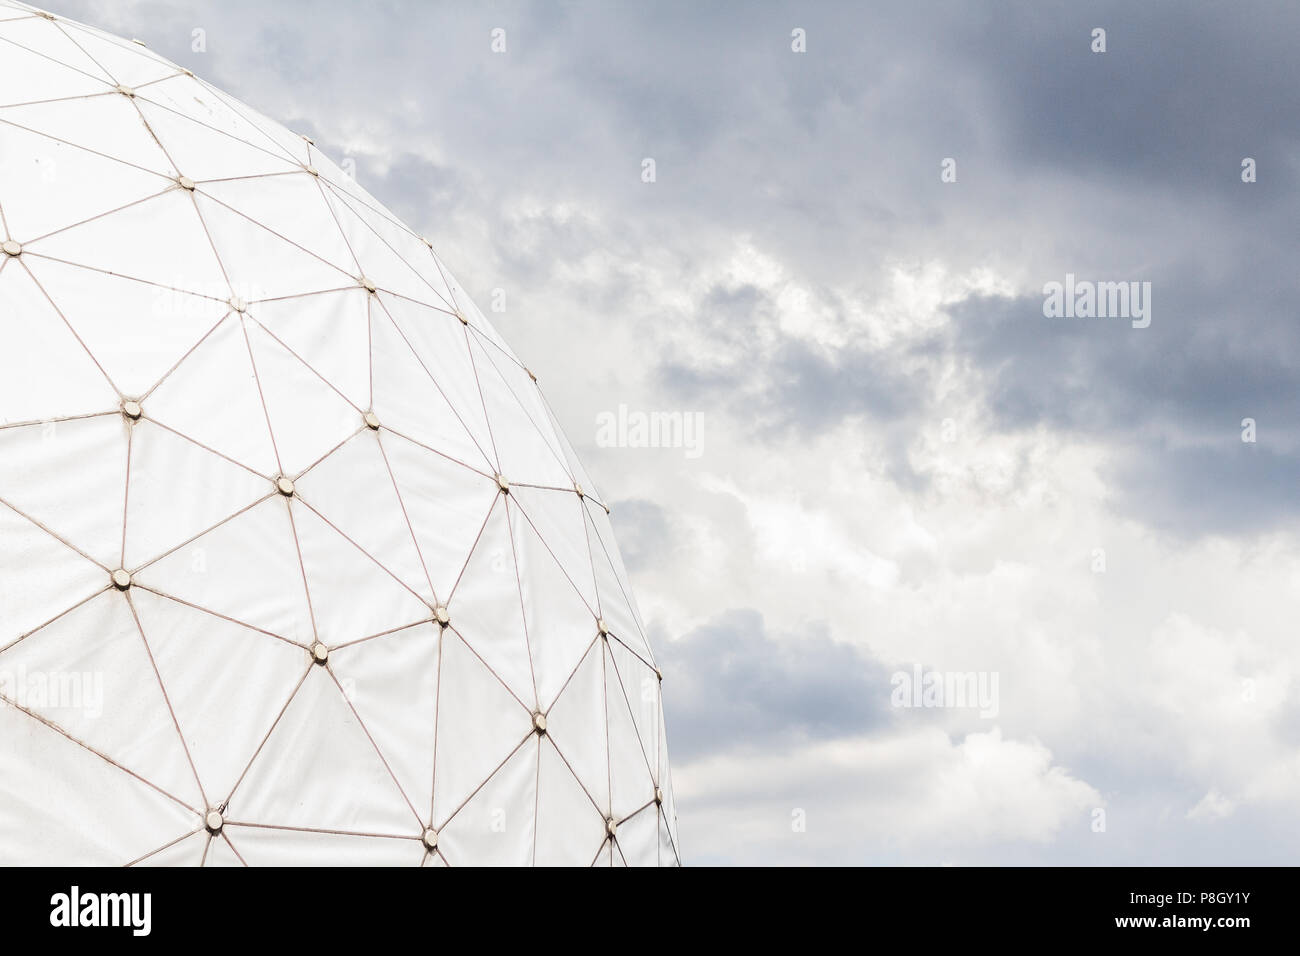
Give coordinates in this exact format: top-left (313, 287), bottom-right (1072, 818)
top-left (46, 0), bottom-right (1300, 864)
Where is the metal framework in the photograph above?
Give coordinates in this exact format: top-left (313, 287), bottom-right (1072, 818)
top-left (0, 0), bottom-right (679, 866)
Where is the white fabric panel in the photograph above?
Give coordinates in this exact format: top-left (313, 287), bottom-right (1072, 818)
top-left (319, 186), bottom-right (447, 307)
top-left (134, 96), bottom-right (304, 182)
top-left (53, 23), bottom-right (179, 88)
top-left (144, 315), bottom-right (280, 477)
top-left (225, 825), bottom-right (418, 867)
top-left (193, 78), bottom-right (310, 168)
top-left (542, 396), bottom-right (606, 505)
top-left (0, 36), bottom-right (111, 107)
top-left (377, 292), bottom-right (499, 465)
top-left (430, 630), bottom-right (532, 828)
top-left (584, 497), bottom-right (655, 664)
top-left (544, 641), bottom-right (611, 815)
top-left (437, 737), bottom-right (537, 866)
top-left (608, 637), bottom-right (664, 784)
top-left (0, 702), bottom-right (197, 865)
top-left (605, 641), bottom-right (658, 820)
top-left (244, 290), bottom-right (372, 409)
top-left (0, 412), bottom-right (126, 568)
top-left (134, 829), bottom-right (207, 867)
top-left (328, 622), bottom-right (440, 819)
top-left (200, 834), bottom-right (245, 867)
top-left (22, 256), bottom-right (229, 398)
top-left (134, 497), bottom-right (314, 642)
top-left (0, 262), bottom-right (119, 422)
top-left (535, 736), bottom-right (607, 865)
top-left (129, 588), bottom-right (309, 801)
top-left (0, 94), bottom-right (174, 176)
top-left (433, 250), bottom-right (517, 359)
top-left (136, 76), bottom-right (303, 168)
top-left (509, 484), bottom-right (601, 610)
top-left (290, 501), bottom-right (431, 644)
top-left (319, 182), bottom-right (453, 308)
top-left (28, 190), bottom-right (227, 293)
top-left (369, 303), bottom-right (496, 473)
top-left (241, 320), bottom-right (359, 475)
top-left (379, 429), bottom-right (499, 601)
top-left (616, 803), bottom-right (659, 867)
top-left (228, 664), bottom-right (417, 834)
top-left (445, 497), bottom-right (537, 705)
top-left (124, 419), bottom-right (269, 568)
top-left (0, 18), bottom-right (114, 82)
top-left (0, 592), bottom-right (204, 809)
top-left (294, 431), bottom-right (434, 605)
top-left (508, 495), bottom-right (600, 710)
top-left (0, 503), bottom-right (106, 642)
top-left (468, 334), bottom-right (575, 489)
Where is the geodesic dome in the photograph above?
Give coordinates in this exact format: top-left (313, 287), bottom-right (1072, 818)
top-left (0, 1), bottom-right (678, 866)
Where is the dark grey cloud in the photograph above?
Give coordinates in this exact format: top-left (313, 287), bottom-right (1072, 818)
top-left (964, 3), bottom-right (1300, 199)
top-left (1109, 442), bottom-right (1300, 536)
top-left (657, 608), bottom-right (895, 761)
top-left (948, 243), bottom-right (1300, 535)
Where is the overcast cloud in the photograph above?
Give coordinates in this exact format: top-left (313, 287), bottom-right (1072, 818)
top-left (45, 0), bottom-right (1300, 864)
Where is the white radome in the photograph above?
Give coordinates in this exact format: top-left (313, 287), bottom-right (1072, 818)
top-left (0, 1), bottom-right (678, 866)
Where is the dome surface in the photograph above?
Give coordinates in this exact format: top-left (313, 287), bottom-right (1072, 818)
top-left (0, 1), bottom-right (678, 866)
